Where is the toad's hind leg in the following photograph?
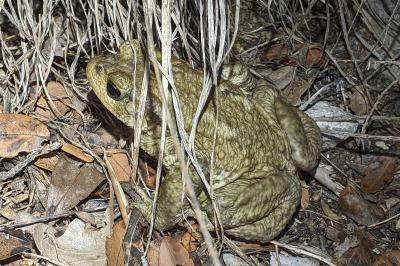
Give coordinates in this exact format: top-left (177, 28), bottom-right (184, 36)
top-left (274, 97), bottom-right (322, 171)
top-left (225, 171), bottom-right (302, 241)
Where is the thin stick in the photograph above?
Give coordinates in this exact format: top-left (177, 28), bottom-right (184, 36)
top-left (104, 151), bottom-right (129, 225)
top-left (368, 212), bottom-right (400, 228)
top-left (0, 206), bottom-right (111, 232)
top-left (321, 130), bottom-right (400, 142)
top-left (22, 252), bottom-right (69, 266)
top-left (0, 142), bottom-right (62, 181)
top-left (270, 241), bottom-right (335, 266)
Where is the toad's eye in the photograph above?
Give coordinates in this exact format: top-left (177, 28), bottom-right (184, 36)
top-left (106, 82), bottom-right (122, 100)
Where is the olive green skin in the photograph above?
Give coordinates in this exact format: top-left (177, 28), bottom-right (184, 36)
top-left (86, 40), bottom-right (322, 241)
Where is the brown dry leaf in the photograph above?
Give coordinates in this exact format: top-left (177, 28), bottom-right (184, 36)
top-left (34, 82), bottom-right (72, 120)
top-left (261, 41), bottom-right (302, 65)
top-left (0, 113), bottom-right (50, 158)
top-left (147, 240), bottom-right (161, 266)
top-left (61, 142), bottom-right (94, 163)
top-left (300, 181), bottom-right (310, 210)
top-left (284, 78), bottom-right (313, 105)
top-left (106, 219), bottom-right (125, 266)
top-left (338, 185), bottom-right (384, 225)
top-left (46, 154), bottom-right (105, 216)
top-left (34, 152), bottom-right (59, 172)
top-left (139, 159), bottom-right (157, 189)
top-left (261, 42), bottom-right (290, 62)
top-left (0, 231), bottom-right (32, 261)
top-left (0, 206), bottom-right (17, 220)
top-left (105, 150), bottom-right (157, 186)
top-left (107, 150), bottom-right (131, 182)
top-left (181, 224), bottom-right (201, 253)
top-left (305, 47), bottom-right (326, 67)
top-left (361, 156), bottom-right (397, 193)
top-left (262, 42), bottom-right (325, 68)
top-left (297, 44), bottom-right (326, 68)
top-left (158, 236), bottom-right (194, 266)
top-left (372, 250), bottom-right (400, 266)
top-left (337, 232), bottom-right (375, 266)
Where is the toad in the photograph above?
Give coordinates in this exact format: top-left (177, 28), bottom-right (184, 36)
top-left (86, 40), bottom-right (322, 241)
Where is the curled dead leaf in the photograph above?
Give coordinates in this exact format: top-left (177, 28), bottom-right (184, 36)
top-left (305, 47), bottom-right (326, 67)
top-left (262, 41), bottom-right (326, 68)
top-left (348, 86), bottom-right (369, 115)
top-left (261, 42), bottom-right (293, 64)
top-left (33, 219), bottom-right (107, 265)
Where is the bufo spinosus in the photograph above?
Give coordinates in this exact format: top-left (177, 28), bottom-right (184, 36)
top-left (86, 40), bottom-right (322, 241)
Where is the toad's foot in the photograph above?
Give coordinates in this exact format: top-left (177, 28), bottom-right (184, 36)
top-left (128, 183), bottom-right (154, 225)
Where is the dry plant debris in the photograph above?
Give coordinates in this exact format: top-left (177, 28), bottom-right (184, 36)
top-left (0, 114), bottom-right (50, 158)
top-left (33, 218), bottom-right (109, 265)
top-left (46, 154), bottom-right (105, 217)
top-left (0, 231), bottom-right (32, 261)
top-left (34, 82), bottom-right (74, 121)
top-left (0, 0), bottom-right (399, 265)
top-left (157, 236), bottom-right (194, 266)
top-left (361, 156), bottom-right (398, 193)
top-left (338, 185), bottom-right (384, 226)
top-left (372, 250), bottom-right (400, 266)
top-left (106, 219), bottom-right (125, 266)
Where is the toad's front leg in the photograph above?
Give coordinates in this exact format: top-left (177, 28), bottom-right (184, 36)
top-left (130, 165), bottom-right (197, 231)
